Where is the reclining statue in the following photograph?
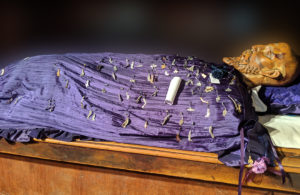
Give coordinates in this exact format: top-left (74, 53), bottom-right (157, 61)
top-left (223, 42), bottom-right (299, 87)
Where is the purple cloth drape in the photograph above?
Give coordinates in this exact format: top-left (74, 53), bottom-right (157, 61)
top-left (0, 53), bottom-right (267, 166)
top-left (259, 76), bottom-right (300, 114)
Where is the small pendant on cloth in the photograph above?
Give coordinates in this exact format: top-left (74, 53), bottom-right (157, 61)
top-left (183, 59), bottom-right (187, 68)
top-left (0, 68), bottom-right (4, 76)
top-left (191, 89), bottom-right (195, 95)
top-left (187, 65), bottom-right (194, 72)
top-left (85, 80), bottom-right (90, 88)
top-left (112, 72), bottom-right (117, 80)
top-left (66, 80), bottom-right (69, 88)
top-left (57, 69), bottom-right (60, 77)
top-left (208, 126), bottom-right (214, 138)
top-left (161, 63), bottom-right (166, 69)
top-left (144, 120), bottom-right (148, 129)
top-left (187, 56), bottom-right (193, 61)
top-left (122, 116), bottom-right (130, 128)
top-left (201, 73), bottom-right (207, 79)
top-left (152, 86), bottom-right (158, 97)
top-left (179, 112), bottom-right (184, 126)
top-left (196, 69), bottom-right (199, 77)
top-left (161, 112), bottom-right (171, 126)
top-left (109, 57), bottom-right (113, 64)
top-left (205, 107), bottom-right (210, 118)
top-left (91, 113), bottom-right (96, 121)
top-left (135, 64), bottom-right (143, 68)
top-left (164, 70), bottom-right (170, 76)
top-left (45, 99), bottom-right (56, 112)
top-left (248, 155), bottom-right (254, 166)
top-left (14, 96), bottom-right (23, 105)
top-left (150, 64), bottom-right (157, 69)
top-left (176, 127), bottom-right (182, 142)
top-left (222, 102), bottom-right (227, 117)
top-left (187, 102), bottom-right (195, 112)
top-left (80, 69), bottom-right (85, 77)
top-left (204, 86), bottom-right (214, 93)
top-left (188, 130), bottom-right (192, 142)
top-left (136, 95), bottom-right (142, 103)
top-left (126, 92), bottom-right (130, 100)
top-left (113, 65), bottom-right (118, 72)
top-left (81, 96), bottom-right (86, 109)
top-left (147, 73), bottom-right (155, 84)
top-left (200, 97), bottom-right (209, 104)
top-left (228, 95), bottom-right (242, 113)
top-left (125, 59), bottom-right (129, 67)
top-left (7, 98), bottom-right (13, 104)
top-left (225, 87), bottom-right (232, 92)
top-left (185, 79), bottom-right (193, 86)
top-left (172, 59), bottom-right (176, 66)
top-left (87, 110), bottom-right (93, 119)
top-left (152, 89), bottom-right (158, 97)
top-left (141, 97), bottom-right (147, 109)
top-left (216, 95), bottom-right (220, 103)
top-left (229, 76), bottom-right (236, 85)
top-left (131, 61), bottom-right (135, 69)
top-left (176, 133), bottom-right (181, 142)
top-left (215, 87), bottom-right (220, 102)
top-left (187, 107), bottom-right (195, 112)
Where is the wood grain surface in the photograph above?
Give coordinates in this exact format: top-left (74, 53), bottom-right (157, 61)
top-left (0, 139), bottom-right (299, 194)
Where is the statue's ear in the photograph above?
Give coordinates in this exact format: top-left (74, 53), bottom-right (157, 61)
top-left (261, 69), bottom-right (282, 79)
top-left (223, 57), bottom-right (236, 66)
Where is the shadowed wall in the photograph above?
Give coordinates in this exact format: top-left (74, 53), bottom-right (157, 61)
top-left (0, 1), bottom-right (300, 67)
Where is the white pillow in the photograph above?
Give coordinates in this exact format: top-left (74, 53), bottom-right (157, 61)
top-left (259, 115), bottom-right (300, 149)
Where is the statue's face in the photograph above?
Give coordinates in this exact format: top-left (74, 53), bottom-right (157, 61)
top-left (223, 43), bottom-right (298, 87)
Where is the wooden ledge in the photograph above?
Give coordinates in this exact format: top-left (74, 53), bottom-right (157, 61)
top-left (0, 139), bottom-right (299, 193)
top-left (36, 138), bottom-right (221, 164)
top-left (36, 138), bottom-right (300, 174)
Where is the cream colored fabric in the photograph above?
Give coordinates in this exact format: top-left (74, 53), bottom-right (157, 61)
top-left (259, 115), bottom-right (300, 149)
top-left (251, 85), bottom-right (267, 112)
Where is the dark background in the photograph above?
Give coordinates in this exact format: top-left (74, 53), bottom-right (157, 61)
top-left (1, 1), bottom-right (300, 68)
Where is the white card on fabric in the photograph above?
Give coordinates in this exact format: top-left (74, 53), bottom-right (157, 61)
top-left (209, 73), bottom-right (220, 84)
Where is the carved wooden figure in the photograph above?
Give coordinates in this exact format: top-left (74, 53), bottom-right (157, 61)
top-left (223, 43), bottom-right (299, 87)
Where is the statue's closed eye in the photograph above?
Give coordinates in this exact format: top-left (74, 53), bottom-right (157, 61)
top-left (275, 53), bottom-right (285, 59)
top-left (260, 69), bottom-right (282, 79)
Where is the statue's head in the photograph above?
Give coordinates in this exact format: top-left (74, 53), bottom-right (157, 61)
top-left (223, 43), bottom-right (299, 87)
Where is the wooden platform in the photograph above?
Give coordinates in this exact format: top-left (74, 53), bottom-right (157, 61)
top-left (0, 139), bottom-right (299, 194)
